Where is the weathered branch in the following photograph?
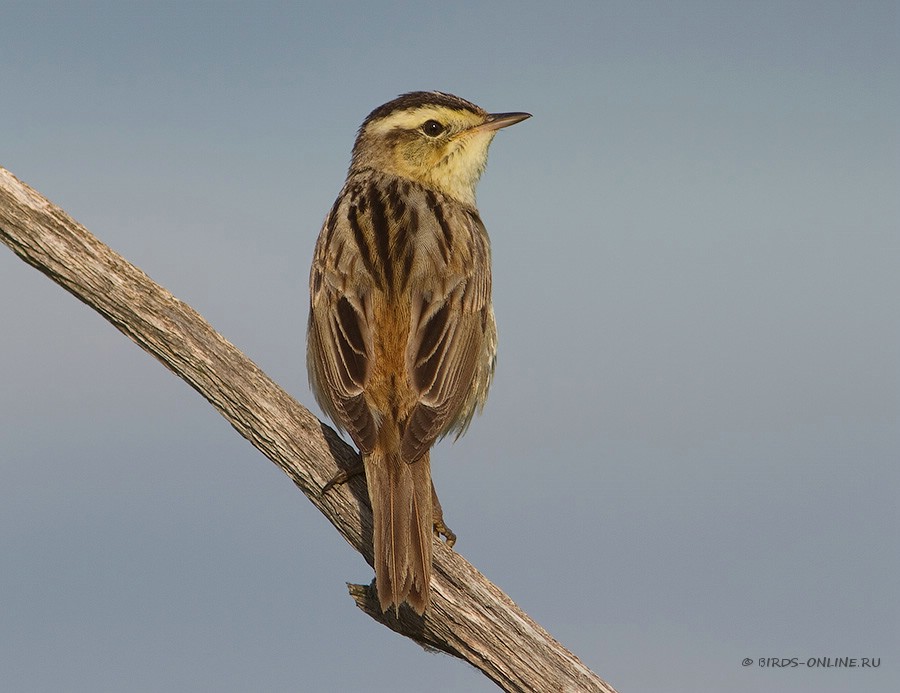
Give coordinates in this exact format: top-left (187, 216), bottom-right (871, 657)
top-left (0, 166), bottom-right (616, 693)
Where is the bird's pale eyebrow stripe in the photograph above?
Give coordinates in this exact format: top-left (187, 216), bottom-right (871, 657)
top-left (364, 107), bottom-right (468, 136)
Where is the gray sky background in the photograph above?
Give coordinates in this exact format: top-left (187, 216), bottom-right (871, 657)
top-left (2, 2), bottom-right (897, 691)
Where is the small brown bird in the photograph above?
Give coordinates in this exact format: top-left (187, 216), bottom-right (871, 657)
top-left (307, 91), bottom-right (529, 614)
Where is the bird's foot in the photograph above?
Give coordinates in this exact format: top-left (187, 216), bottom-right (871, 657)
top-left (433, 517), bottom-right (457, 548)
top-left (322, 462), bottom-right (365, 494)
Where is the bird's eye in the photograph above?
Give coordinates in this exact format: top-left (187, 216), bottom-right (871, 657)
top-left (422, 119), bottom-right (445, 137)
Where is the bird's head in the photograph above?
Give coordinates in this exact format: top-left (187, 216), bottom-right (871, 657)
top-left (349, 91), bottom-right (530, 207)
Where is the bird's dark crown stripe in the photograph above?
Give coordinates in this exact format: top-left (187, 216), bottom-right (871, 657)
top-left (362, 91), bottom-right (483, 128)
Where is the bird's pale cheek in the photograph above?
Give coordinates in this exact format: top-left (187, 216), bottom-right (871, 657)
top-left (423, 143), bottom-right (453, 171)
top-left (397, 142), bottom-right (436, 177)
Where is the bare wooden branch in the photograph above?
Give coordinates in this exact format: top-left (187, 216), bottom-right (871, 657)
top-left (0, 166), bottom-right (617, 693)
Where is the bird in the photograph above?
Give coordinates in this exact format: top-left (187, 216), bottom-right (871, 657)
top-left (307, 91), bottom-right (529, 614)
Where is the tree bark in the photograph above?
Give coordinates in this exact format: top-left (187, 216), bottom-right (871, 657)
top-left (0, 166), bottom-right (617, 693)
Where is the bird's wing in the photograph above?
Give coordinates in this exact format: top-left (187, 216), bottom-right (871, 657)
top-left (307, 199), bottom-right (378, 454)
top-left (401, 206), bottom-right (494, 462)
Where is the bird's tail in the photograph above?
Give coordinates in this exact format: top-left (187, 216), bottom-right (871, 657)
top-left (364, 446), bottom-right (433, 615)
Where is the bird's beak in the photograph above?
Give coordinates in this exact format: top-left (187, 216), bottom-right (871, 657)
top-left (477, 111), bottom-right (532, 132)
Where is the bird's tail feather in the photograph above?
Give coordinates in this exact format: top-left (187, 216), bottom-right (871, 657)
top-left (364, 448), bottom-right (432, 614)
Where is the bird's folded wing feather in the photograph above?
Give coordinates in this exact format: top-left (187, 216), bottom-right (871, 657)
top-left (402, 209), bottom-right (493, 462)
